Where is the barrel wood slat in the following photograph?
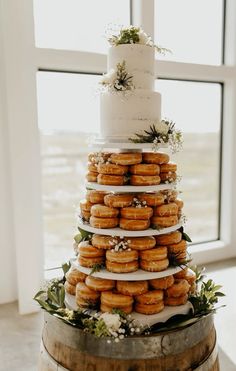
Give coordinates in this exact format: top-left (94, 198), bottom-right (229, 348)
top-left (39, 312), bottom-right (219, 371)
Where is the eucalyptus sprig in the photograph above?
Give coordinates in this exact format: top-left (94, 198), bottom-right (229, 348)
top-left (189, 279), bottom-right (225, 316)
top-left (129, 119), bottom-right (183, 153)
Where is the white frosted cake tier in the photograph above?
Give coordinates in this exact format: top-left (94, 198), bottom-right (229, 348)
top-left (72, 259), bottom-right (183, 281)
top-left (108, 44), bottom-right (155, 90)
top-left (65, 292), bottom-right (192, 327)
top-left (100, 90), bottom-right (161, 139)
top-left (86, 182), bottom-right (175, 193)
top-left (77, 220), bottom-right (182, 237)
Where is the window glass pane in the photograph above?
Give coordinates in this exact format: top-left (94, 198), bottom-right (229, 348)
top-left (37, 72), bottom-right (100, 269)
top-left (155, 0), bottom-right (224, 65)
top-left (33, 0), bottom-right (130, 52)
top-left (156, 79), bottom-right (221, 243)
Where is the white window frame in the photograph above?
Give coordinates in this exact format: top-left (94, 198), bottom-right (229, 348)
top-left (1, 0), bottom-right (236, 313)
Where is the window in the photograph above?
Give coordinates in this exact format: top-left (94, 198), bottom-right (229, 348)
top-left (37, 72), bottom-right (100, 268)
top-left (155, 0), bottom-right (225, 65)
top-left (156, 79), bottom-right (222, 243)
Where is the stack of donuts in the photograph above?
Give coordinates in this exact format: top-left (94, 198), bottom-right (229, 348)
top-left (75, 230), bottom-right (188, 273)
top-left (65, 269), bottom-right (196, 315)
top-left (86, 151), bottom-right (177, 186)
top-left (80, 190), bottom-right (182, 231)
top-left (64, 267), bottom-right (87, 296)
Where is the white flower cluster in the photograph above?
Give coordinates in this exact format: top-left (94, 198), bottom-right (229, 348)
top-left (137, 28), bottom-right (153, 46)
top-left (132, 197), bottom-right (147, 208)
top-left (109, 236), bottom-right (131, 252)
top-left (99, 61), bottom-right (134, 92)
top-left (99, 312), bottom-right (142, 343)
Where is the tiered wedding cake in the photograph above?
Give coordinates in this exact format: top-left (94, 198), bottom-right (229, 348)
top-left (64, 26), bottom-right (195, 325)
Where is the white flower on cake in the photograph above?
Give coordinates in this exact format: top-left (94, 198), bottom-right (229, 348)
top-left (99, 61), bottom-right (134, 92)
top-left (107, 25), bottom-right (171, 55)
top-left (100, 313), bottom-right (121, 332)
top-left (155, 120), bottom-right (169, 135)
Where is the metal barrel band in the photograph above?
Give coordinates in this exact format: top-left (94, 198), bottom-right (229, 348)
top-left (194, 340), bottom-right (218, 371)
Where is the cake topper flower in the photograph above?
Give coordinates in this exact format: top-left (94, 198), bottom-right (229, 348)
top-left (100, 61), bottom-right (134, 92)
top-left (129, 119), bottom-right (183, 153)
top-left (107, 25), bottom-right (171, 55)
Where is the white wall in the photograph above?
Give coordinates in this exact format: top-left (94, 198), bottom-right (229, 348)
top-left (0, 9), bottom-right (17, 303)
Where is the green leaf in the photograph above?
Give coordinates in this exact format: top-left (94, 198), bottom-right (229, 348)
top-left (35, 299), bottom-right (55, 312)
top-left (47, 288), bottom-right (60, 306)
top-left (62, 261), bottom-right (71, 276)
top-left (33, 290), bottom-right (46, 300)
top-left (74, 233), bottom-right (82, 244)
top-left (215, 292), bottom-right (225, 297)
top-left (90, 263), bottom-right (104, 276)
top-left (182, 232), bottom-right (192, 242)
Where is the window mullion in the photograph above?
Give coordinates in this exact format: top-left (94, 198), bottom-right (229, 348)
top-left (131, 0), bottom-right (154, 38)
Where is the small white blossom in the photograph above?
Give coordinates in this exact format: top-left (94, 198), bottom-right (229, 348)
top-left (100, 313), bottom-right (121, 332)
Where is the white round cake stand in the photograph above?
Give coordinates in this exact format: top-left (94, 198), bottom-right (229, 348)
top-left (88, 138), bottom-right (169, 151)
top-left (86, 182), bottom-right (176, 192)
top-left (65, 293), bottom-right (192, 328)
top-left (71, 259), bottom-right (183, 281)
top-left (77, 221), bottom-right (182, 237)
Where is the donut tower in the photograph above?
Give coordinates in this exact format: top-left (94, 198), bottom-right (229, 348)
top-left (65, 27), bottom-right (196, 320)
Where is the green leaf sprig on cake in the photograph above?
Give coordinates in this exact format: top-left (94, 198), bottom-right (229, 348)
top-left (107, 25), bottom-right (171, 55)
top-left (129, 119), bottom-right (183, 153)
top-left (100, 61), bottom-right (134, 92)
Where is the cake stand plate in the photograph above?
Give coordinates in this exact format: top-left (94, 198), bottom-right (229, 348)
top-left (89, 138), bottom-right (169, 151)
top-left (86, 182), bottom-right (176, 192)
top-left (65, 293), bottom-right (192, 327)
top-left (77, 221), bottom-right (182, 237)
top-left (71, 259), bottom-right (183, 281)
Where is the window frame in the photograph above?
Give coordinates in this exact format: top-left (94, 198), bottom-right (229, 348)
top-left (2, 0), bottom-right (236, 313)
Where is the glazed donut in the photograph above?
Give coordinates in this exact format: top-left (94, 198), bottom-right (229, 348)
top-left (76, 296), bottom-right (92, 308)
top-left (120, 218), bottom-right (150, 231)
top-left (64, 281), bottom-right (76, 295)
top-left (160, 162), bottom-right (177, 172)
top-left (165, 279), bottom-right (190, 298)
top-left (134, 301), bottom-right (164, 315)
top-left (142, 152), bottom-right (169, 164)
top-left (65, 267), bottom-right (87, 285)
top-left (80, 199), bottom-right (93, 213)
top-left (97, 174), bottom-right (125, 186)
top-left (100, 302), bottom-right (133, 314)
top-left (129, 164), bottom-right (160, 176)
top-left (86, 172), bottom-right (98, 182)
top-left (189, 282), bottom-right (197, 294)
top-left (173, 267), bottom-right (188, 279)
top-left (106, 249), bottom-right (138, 263)
top-left (87, 162), bottom-right (98, 173)
top-left (78, 256), bottom-right (104, 268)
top-left (90, 216), bottom-right (119, 229)
top-left (140, 258), bottom-right (169, 272)
top-left (160, 172), bottom-right (177, 183)
top-left (124, 236), bottom-right (156, 251)
top-left (86, 190), bottom-right (92, 201)
top-left (80, 210), bottom-right (91, 222)
top-left (110, 152), bottom-right (142, 165)
top-left (116, 280), bottom-right (148, 296)
top-left (155, 231), bottom-right (182, 245)
top-left (139, 247), bottom-right (167, 261)
top-left (164, 294), bottom-right (188, 306)
top-left (149, 275), bottom-right (174, 290)
top-left (88, 152), bottom-right (111, 164)
top-left (137, 192), bottom-right (165, 207)
top-left (90, 204), bottom-right (119, 218)
top-left (106, 260), bottom-right (139, 273)
top-left (76, 282), bottom-right (100, 302)
top-left (182, 268), bottom-right (196, 285)
top-left (91, 234), bottom-right (115, 249)
top-left (174, 198), bottom-right (184, 210)
top-left (130, 175), bottom-right (161, 186)
top-left (101, 291), bottom-right (133, 308)
top-left (97, 162), bottom-right (128, 175)
top-left (120, 206), bottom-right (153, 220)
top-left (135, 290), bottom-right (163, 305)
top-left (89, 190), bottom-right (108, 204)
top-left (168, 240), bottom-right (187, 254)
top-left (104, 193), bottom-right (134, 208)
top-left (151, 215), bottom-right (178, 228)
top-left (78, 243), bottom-right (105, 258)
top-left (85, 276), bottom-right (115, 291)
top-left (153, 203), bottom-right (178, 217)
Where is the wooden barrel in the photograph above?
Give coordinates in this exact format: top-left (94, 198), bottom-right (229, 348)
top-left (39, 312), bottom-right (219, 371)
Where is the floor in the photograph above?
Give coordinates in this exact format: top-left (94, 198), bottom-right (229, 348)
top-left (1, 259), bottom-right (236, 371)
